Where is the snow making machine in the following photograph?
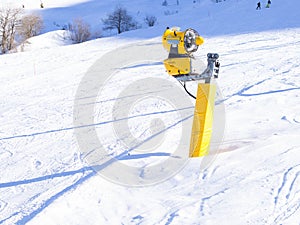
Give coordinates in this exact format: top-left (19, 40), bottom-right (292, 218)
top-left (162, 27), bottom-right (220, 157)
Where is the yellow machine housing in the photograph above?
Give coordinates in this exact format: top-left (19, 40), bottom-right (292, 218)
top-left (162, 27), bottom-right (204, 77)
top-left (162, 27), bottom-right (204, 55)
top-left (163, 57), bottom-right (191, 76)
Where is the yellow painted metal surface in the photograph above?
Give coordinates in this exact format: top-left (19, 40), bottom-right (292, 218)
top-left (163, 57), bottom-right (191, 75)
top-left (162, 28), bottom-right (186, 55)
top-left (189, 83), bottom-right (216, 157)
top-left (162, 27), bottom-right (204, 55)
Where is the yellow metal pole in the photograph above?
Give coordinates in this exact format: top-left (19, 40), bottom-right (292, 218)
top-left (189, 83), bottom-right (216, 157)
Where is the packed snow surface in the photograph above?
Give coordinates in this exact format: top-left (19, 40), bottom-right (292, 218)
top-left (0, 0), bottom-right (300, 224)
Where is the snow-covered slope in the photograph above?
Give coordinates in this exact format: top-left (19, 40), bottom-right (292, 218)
top-left (0, 0), bottom-right (300, 225)
top-left (2, 0), bottom-right (299, 36)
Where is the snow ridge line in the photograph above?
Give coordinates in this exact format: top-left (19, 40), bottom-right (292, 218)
top-left (274, 164), bottom-right (300, 206)
top-left (200, 188), bottom-right (229, 216)
top-left (239, 87), bottom-right (300, 97)
top-left (0, 167), bottom-right (94, 189)
top-left (216, 78), bottom-right (270, 104)
top-left (274, 167), bottom-right (294, 205)
top-left (116, 114), bottom-right (194, 158)
top-left (0, 211), bottom-right (20, 225)
top-left (273, 200), bottom-right (300, 224)
top-left (286, 171), bottom-right (300, 200)
top-left (235, 77), bottom-right (300, 97)
top-left (272, 164), bottom-right (300, 224)
top-left (165, 210), bottom-right (179, 225)
top-left (217, 78), bottom-right (300, 105)
top-left (0, 106), bottom-right (193, 141)
top-left (81, 87), bottom-right (167, 106)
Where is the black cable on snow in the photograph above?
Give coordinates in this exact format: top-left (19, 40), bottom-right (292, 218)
top-left (180, 81), bottom-right (196, 99)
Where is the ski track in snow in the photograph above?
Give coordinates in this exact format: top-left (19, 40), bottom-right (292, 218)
top-left (199, 188), bottom-right (229, 217)
top-left (271, 164), bottom-right (300, 224)
top-left (0, 113), bottom-right (192, 224)
top-left (0, 168), bottom-right (93, 225)
top-left (14, 172), bottom-right (95, 225)
top-left (218, 75), bottom-right (300, 104)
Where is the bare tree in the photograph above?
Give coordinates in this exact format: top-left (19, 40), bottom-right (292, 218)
top-left (0, 7), bottom-right (23, 54)
top-left (68, 18), bottom-right (91, 43)
top-left (102, 6), bottom-right (138, 34)
top-left (18, 13), bottom-right (43, 40)
top-left (144, 15), bottom-right (157, 27)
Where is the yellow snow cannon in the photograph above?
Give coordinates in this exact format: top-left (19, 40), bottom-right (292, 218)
top-left (162, 27), bottom-right (204, 76)
top-left (162, 27), bottom-right (220, 158)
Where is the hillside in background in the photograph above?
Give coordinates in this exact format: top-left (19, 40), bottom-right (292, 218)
top-left (2, 0), bottom-right (299, 37)
top-left (0, 0), bottom-right (300, 225)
